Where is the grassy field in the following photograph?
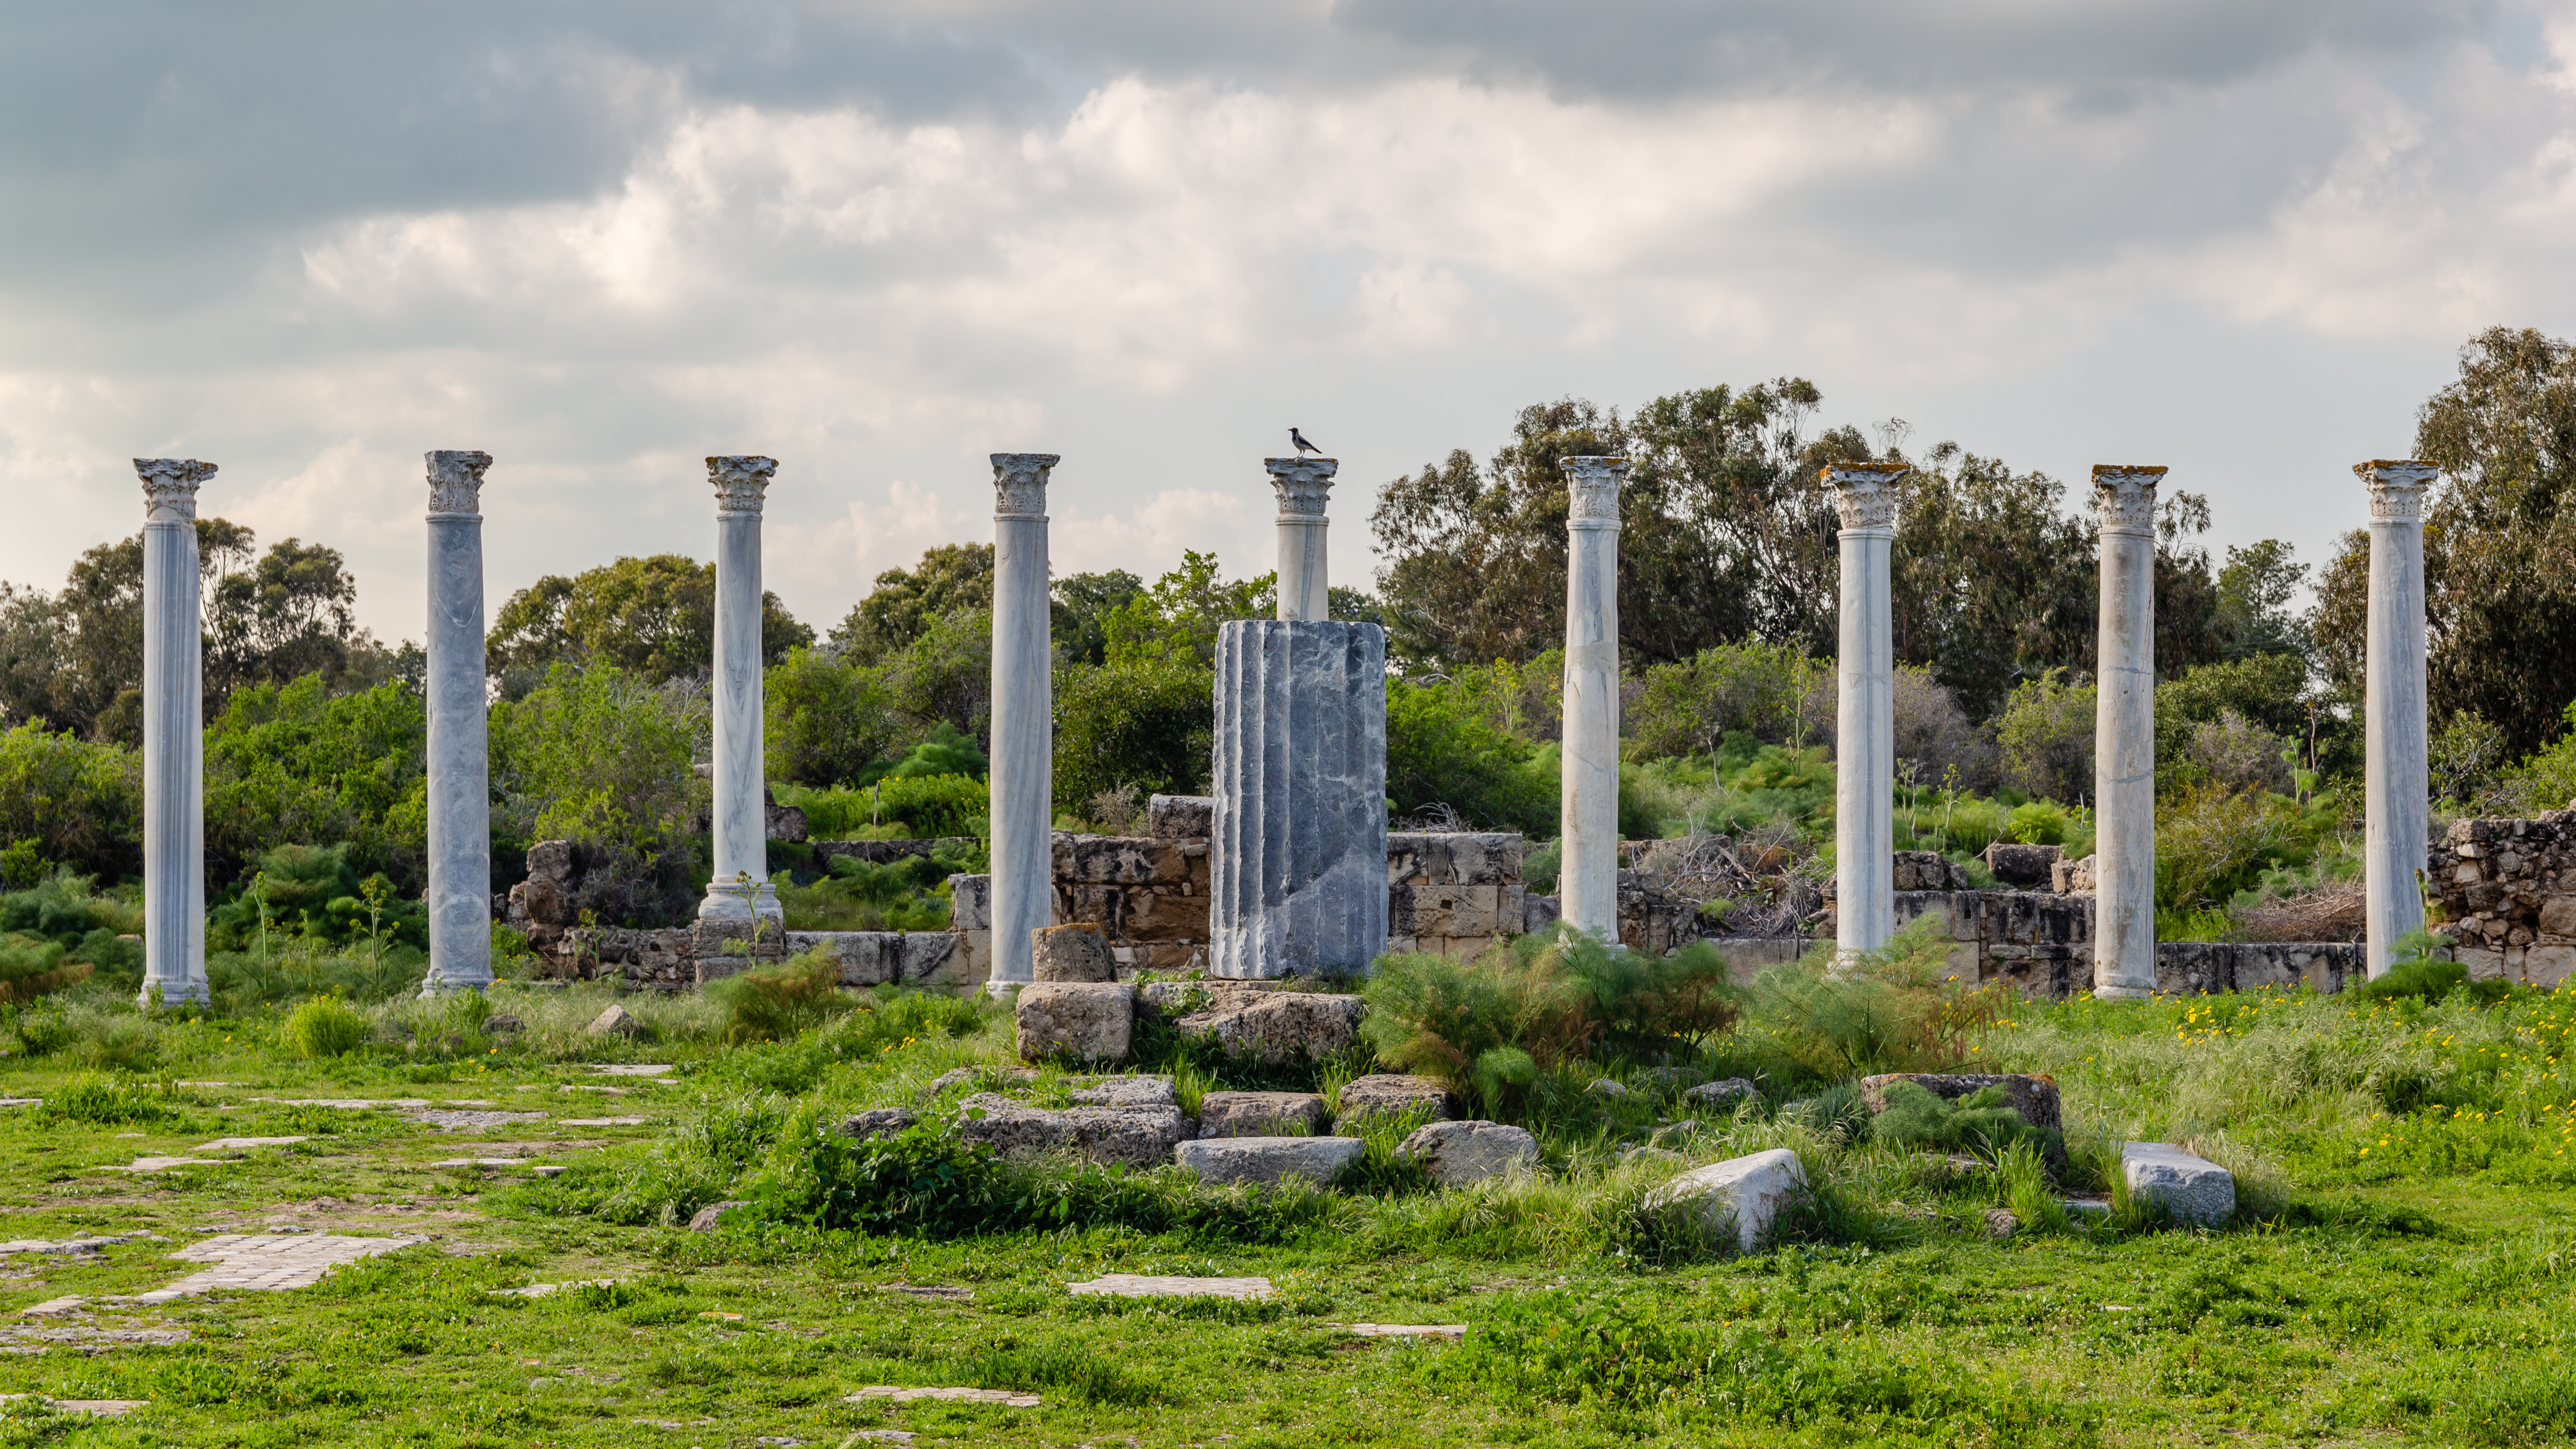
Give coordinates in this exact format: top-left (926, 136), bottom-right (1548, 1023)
top-left (3, 974), bottom-right (2576, 1448)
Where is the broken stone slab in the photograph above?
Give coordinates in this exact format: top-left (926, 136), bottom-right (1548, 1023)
top-left (836, 1109), bottom-right (917, 1140)
top-left (1031, 923), bottom-right (1118, 983)
top-left (18, 1299), bottom-right (87, 1318)
top-left (1174, 992), bottom-right (1363, 1066)
top-left (105, 1157), bottom-right (227, 1174)
top-left (850, 1386), bottom-right (1040, 1408)
top-left (1682, 1078), bottom-right (1758, 1110)
top-left (1399, 1120), bottom-right (1539, 1187)
top-left (1066, 1076), bottom-right (1178, 1108)
top-left (1641, 1148), bottom-right (1808, 1252)
top-left (1150, 793), bottom-right (1215, 839)
top-left (921, 1065), bottom-right (1036, 1099)
top-left (276, 1097), bottom-right (431, 1109)
top-left (0, 1396), bottom-right (147, 1417)
top-left (1013, 982), bottom-right (1133, 1063)
top-left (586, 1005), bottom-right (643, 1038)
top-left (1983, 1208), bottom-right (2019, 1239)
top-left (2120, 1141), bottom-right (2235, 1227)
top-left (1066, 1273), bottom-right (1271, 1300)
top-left (0, 1327), bottom-right (190, 1347)
top-left (687, 1200), bottom-right (752, 1232)
top-left (1858, 1073), bottom-right (2061, 1134)
top-left (159, 1232), bottom-right (427, 1294)
top-left (194, 1137), bottom-right (309, 1151)
top-left (560, 1116), bottom-right (650, 1127)
top-left (1174, 1136), bottom-right (1363, 1187)
top-left (491, 1279), bottom-right (621, 1299)
top-left (883, 1284), bottom-right (971, 1301)
top-left (1334, 1074), bottom-right (1455, 1129)
top-left (414, 1109), bottom-right (550, 1132)
top-left (1980, 841), bottom-right (2063, 887)
top-left (954, 1096), bottom-right (1188, 1170)
top-left (1586, 1078), bottom-right (1629, 1098)
top-left (1196, 1091), bottom-right (1327, 1137)
top-left (593, 1064), bottom-right (674, 1077)
top-left (1341, 1323), bottom-right (1465, 1340)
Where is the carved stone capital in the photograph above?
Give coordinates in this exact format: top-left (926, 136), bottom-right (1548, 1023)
top-left (707, 455), bottom-right (778, 517)
top-left (991, 453), bottom-right (1060, 517)
top-left (134, 458), bottom-right (215, 523)
top-left (2356, 459), bottom-right (2437, 524)
top-left (1560, 456), bottom-right (1627, 528)
top-left (1262, 456), bottom-right (1338, 518)
top-left (426, 450), bottom-right (493, 517)
top-left (1823, 464), bottom-right (1908, 534)
top-left (2091, 465), bottom-right (2167, 538)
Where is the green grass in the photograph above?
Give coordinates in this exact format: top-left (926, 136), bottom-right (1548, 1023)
top-left (5, 976), bottom-right (2576, 1445)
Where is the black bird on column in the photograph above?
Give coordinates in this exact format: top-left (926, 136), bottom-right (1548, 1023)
top-left (1289, 427), bottom-right (1322, 456)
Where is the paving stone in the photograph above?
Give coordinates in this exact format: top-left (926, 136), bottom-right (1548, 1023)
top-left (17, 1299), bottom-right (86, 1318)
top-left (1333, 1074), bottom-right (1454, 1127)
top-left (278, 1099), bottom-right (431, 1110)
top-left (849, 1386), bottom-right (1041, 1408)
top-left (0, 1327), bottom-right (191, 1347)
top-left (105, 1157), bottom-right (227, 1173)
top-left (0, 1099), bottom-right (40, 1108)
top-left (954, 1096), bottom-right (1188, 1170)
top-left (413, 1110), bottom-right (549, 1132)
top-left (0, 1396), bottom-right (146, 1416)
top-left (1196, 1090), bottom-right (1327, 1137)
top-left (1065, 1076), bottom-right (1178, 1108)
top-left (0, 1235), bottom-right (155, 1255)
top-left (1398, 1120), bottom-right (1539, 1187)
top-left (429, 1158), bottom-right (548, 1170)
top-left (846, 1434), bottom-right (916, 1445)
top-left (157, 1232), bottom-right (425, 1294)
top-left (883, 1284), bottom-right (970, 1300)
top-left (492, 1279), bottom-right (619, 1299)
top-left (593, 1064), bottom-right (673, 1076)
top-left (1342, 1323), bottom-right (1466, 1340)
top-left (559, 1117), bottom-right (649, 1127)
top-left (836, 1109), bottom-right (916, 1141)
top-left (1065, 1273), bottom-right (1272, 1300)
top-left (194, 1137), bottom-right (309, 1151)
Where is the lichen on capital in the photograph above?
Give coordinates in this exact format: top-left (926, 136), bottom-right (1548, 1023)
top-left (1262, 456), bottom-right (1338, 517)
top-left (706, 455), bottom-right (778, 515)
top-left (2090, 464), bottom-right (2165, 536)
top-left (133, 457), bottom-right (215, 521)
top-left (1559, 455), bottom-right (1628, 525)
top-left (989, 452), bottom-right (1061, 517)
top-left (425, 450), bottom-right (493, 516)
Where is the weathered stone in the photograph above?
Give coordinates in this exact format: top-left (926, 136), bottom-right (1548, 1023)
top-left (1176, 991), bottom-right (1363, 1065)
top-left (836, 1109), bottom-right (916, 1140)
top-left (2052, 854), bottom-right (2097, 894)
top-left (1335, 1074), bottom-right (1455, 1128)
top-left (1983, 1208), bottom-right (2018, 1239)
top-left (945, 873), bottom-right (992, 931)
top-left (1827, 465), bottom-right (1905, 956)
top-left (1586, 1078), bottom-right (1629, 1098)
top-left (1893, 851), bottom-right (1967, 892)
top-left (2538, 895), bottom-right (2576, 939)
top-left (989, 454), bottom-right (1060, 995)
top-left (1032, 923), bottom-right (1118, 982)
top-left (1683, 1078), bottom-right (1759, 1109)
top-left (482, 1014), bottom-right (523, 1034)
top-left (955, 1096), bottom-right (1188, 1169)
top-left (1982, 842), bottom-right (2062, 887)
top-left (2360, 461), bottom-right (2436, 978)
top-left (1399, 1120), bottom-right (1539, 1187)
top-left (1859, 1073), bottom-right (2061, 1134)
top-left (585, 1004), bottom-right (642, 1038)
top-left (1210, 620), bottom-right (1388, 976)
top-left (1175, 1136), bottom-right (1363, 1186)
top-left (1067, 1076), bottom-right (1178, 1108)
top-left (422, 451), bottom-right (494, 994)
top-left (1197, 1091), bottom-right (1327, 1137)
top-left (2121, 1141), bottom-right (2234, 1227)
top-left (687, 1200), bottom-right (751, 1232)
top-left (1054, 834), bottom-right (1190, 886)
top-left (1150, 794), bottom-right (1215, 840)
top-left (2093, 465), bottom-right (2162, 999)
top-left (1642, 1148), bottom-right (1809, 1252)
top-left (1013, 982), bottom-right (1132, 1063)
top-left (1065, 1273), bottom-right (1270, 1300)
top-left (1560, 457), bottom-right (1626, 939)
top-left (137, 458), bottom-right (213, 1007)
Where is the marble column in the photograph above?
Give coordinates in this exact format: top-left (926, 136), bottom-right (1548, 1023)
top-left (2092, 465), bottom-right (2165, 999)
top-left (420, 451), bottom-right (494, 994)
top-left (135, 458), bottom-right (212, 1008)
top-left (697, 455), bottom-right (782, 924)
top-left (2360, 459), bottom-right (2437, 978)
top-left (1264, 457), bottom-right (1336, 621)
top-left (1559, 456), bottom-right (1627, 941)
top-left (988, 453), bottom-right (1059, 994)
top-left (1828, 465), bottom-right (1907, 960)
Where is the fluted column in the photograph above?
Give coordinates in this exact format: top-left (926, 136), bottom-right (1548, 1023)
top-left (1559, 456), bottom-right (1626, 941)
top-left (2361, 460), bottom-right (2436, 978)
top-left (2092, 465), bottom-right (2164, 999)
top-left (136, 458), bottom-right (211, 1008)
top-left (1264, 457), bottom-right (1336, 621)
top-left (421, 451), bottom-right (494, 994)
top-left (1829, 465), bottom-right (1907, 960)
top-left (697, 455), bottom-right (781, 923)
top-left (988, 453), bottom-right (1059, 994)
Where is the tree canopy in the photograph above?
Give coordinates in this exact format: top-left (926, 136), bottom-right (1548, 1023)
top-left (489, 554), bottom-right (810, 693)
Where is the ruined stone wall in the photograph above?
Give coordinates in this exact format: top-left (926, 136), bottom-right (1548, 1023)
top-left (1387, 831), bottom-right (1527, 959)
top-left (2433, 812), bottom-right (2576, 987)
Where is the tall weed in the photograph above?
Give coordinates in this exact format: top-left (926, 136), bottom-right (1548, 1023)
top-left (1743, 920), bottom-right (2007, 1078)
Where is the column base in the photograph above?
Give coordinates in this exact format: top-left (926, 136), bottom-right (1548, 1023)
top-left (983, 978), bottom-right (1025, 1000)
top-left (416, 973), bottom-right (491, 998)
top-left (137, 979), bottom-right (210, 1010)
top-left (2091, 983), bottom-right (2155, 1001)
top-left (697, 878), bottom-right (783, 923)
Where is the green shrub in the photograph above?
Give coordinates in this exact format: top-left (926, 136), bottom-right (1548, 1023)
top-left (763, 645), bottom-right (899, 788)
top-left (0, 934), bottom-right (91, 1002)
top-left (38, 1076), bottom-right (181, 1126)
top-left (1053, 658), bottom-right (1214, 812)
top-left (2353, 930), bottom-right (2509, 1006)
top-left (704, 952), bottom-right (865, 1044)
top-left (285, 996), bottom-right (372, 1058)
top-left (1743, 921), bottom-right (2006, 1078)
top-left (1996, 669), bottom-right (2095, 804)
top-left (0, 722), bottom-right (143, 883)
top-left (2156, 783), bottom-right (2301, 910)
top-left (1385, 679), bottom-right (1556, 835)
top-left (202, 676), bottom-right (427, 889)
top-left (1, 1000), bottom-right (73, 1056)
top-left (1870, 1080), bottom-right (2056, 1160)
top-left (775, 840), bottom-right (981, 932)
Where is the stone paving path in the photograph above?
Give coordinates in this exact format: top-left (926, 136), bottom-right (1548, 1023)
top-left (157, 1232), bottom-right (426, 1295)
top-left (1065, 1273), bottom-right (1272, 1300)
top-left (849, 1386), bottom-right (1042, 1408)
top-left (594, 1064), bottom-right (674, 1077)
top-left (413, 1110), bottom-right (549, 1132)
top-left (1343, 1323), bottom-right (1465, 1339)
top-left (0, 1395), bottom-right (146, 1416)
top-left (194, 1137), bottom-right (309, 1151)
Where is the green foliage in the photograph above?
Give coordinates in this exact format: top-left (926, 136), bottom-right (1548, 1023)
top-left (201, 676), bottom-right (429, 887)
top-left (1053, 658), bottom-right (1214, 811)
top-left (2493, 700), bottom-right (2576, 815)
top-left (1384, 678), bottom-right (1555, 834)
top-left (2214, 539), bottom-right (2314, 663)
top-left (829, 543), bottom-right (992, 665)
top-left (888, 721), bottom-right (986, 780)
top-left (36, 1075), bottom-right (183, 1126)
top-left (777, 841), bottom-right (980, 932)
top-left (0, 723), bottom-right (143, 882)
top-left (284, 996), bottom-right (372, 1058)
top-left (2155, 783), bottom-right (2307, 911)
top-left (207, 845), bottom-right (425, 952)
top-left (1870, 1080), bottom-right (2056, 1161)
top-left (1744, 921), bottom-right (2004, 1078)
top-left (2353, 930), bottom-right (2511, 1006)
top-left (1994, 669), bottom-right (2094, 805)
top-left (1100, 550), bottom-right (1271, 670)
top-left (2004, 799), bottom-right (2071, 845)
top-left (1050, 569), bottom-right (1147, 668)
top-left (489, 663), bottom-right (706, 910)
top-left (705, 952), bottom-right (869, 1044)
top-left (488, 553), bottom-right (809, 690)
top-left (763, 645), bottom-right (899, 788)
top-left (962, 1343), bottom-right (1162, 1407)
top-left (877, 604), bottom-right (992, 749)
top-left (1628, 641), bottom-right (1824, 760)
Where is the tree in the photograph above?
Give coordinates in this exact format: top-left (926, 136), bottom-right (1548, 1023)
top-left (765, 646), bottom-right (901, 788)
top-left (488, 554), bottom-right (810, 692)
top-left (830, 544), bottom-right (993, 665)
top-left (1887, 446), bottom-right (2097, 721)
top-left (2213, 540), bottom-right (2311, 663)
top-left (1052, 569), bottom-right (1145, 667)
top-left (202, 677), bottom-right (428, 890)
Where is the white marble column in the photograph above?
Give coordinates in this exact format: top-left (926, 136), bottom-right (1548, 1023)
top-left (2092, 465), bottom-right (2165, 999)
top-left (2360, 459), bottom-right (2437, 978)
top-left (1264, 457), bottom-right (1336, 621)
top-left (988, 453), bottom-right (1059, 994)
top-left (1559, 456), bottom-right (1626, 941)
top-left (421, 451), bottom-right (494, 994)
top-left (135, 458), bottom-right (212, 1008)
top-left (1828, 465), bottom-right (1907, 960)
top-left (697, 455), bottom-right (781, 923)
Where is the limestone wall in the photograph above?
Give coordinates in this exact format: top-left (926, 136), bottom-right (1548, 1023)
top-left (2433, 812), bottom-right (2576, 987)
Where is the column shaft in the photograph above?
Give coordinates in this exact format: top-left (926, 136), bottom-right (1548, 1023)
top-left (1829, 466), bottom-right (1906, 958)
top-left (988, 454), bottom-right (1060, 992)
top-left (423, 451), bottom-right (494, 993)
top-left (1558, 457), bottom-right (1626, 940)
top-left (2092, 466), bottom-right (2165, 999)
top-left (2361, 460), bottom-right (2436, 977)
top-left (699, 456), bottom-right (780, 922)
top-left (136, 459), bottom-right (211, 1007)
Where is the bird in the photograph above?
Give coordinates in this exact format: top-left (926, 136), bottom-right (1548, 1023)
top-left (1290, 427), bottom-right (1322, 456)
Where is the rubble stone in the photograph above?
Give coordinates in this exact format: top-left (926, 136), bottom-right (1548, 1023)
top-left (1334, 1075), bottom-right (1454, 1128)
top-left (1013, 982), bottom-right (1133, 1063)
top-left (954, 1096), bottom-right (1188, 1169)
top-left (2120, 1141), bottom-right (2235, 1227)
top-left (1031, 923), bottom-right (1118, 983)
top-left (1196, 1091), bottom-right (1328, 1137)
top-left (1174, 1136), bottom-right (1363, 1186)
top-left (1642, 1148), bottom-right (1808, 1252)
top-left (1398, 1120), bottom-right (1539, 1186)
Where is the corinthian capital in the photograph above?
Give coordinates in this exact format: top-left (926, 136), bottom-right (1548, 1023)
top-left (2091, 465), bottom-right (2166, 537)
top-left (1262, 457), bottom-right (1337, 517)
top-left (1560, 456), bottom-right (1627, 528)
top-left (707, 455), bottom-right (778, 516)
top-left (1823, 464), bottom-right (1908, 534)
top-left (2356, 459), bottom-right (2437, 524)
top-left (991, 453), bottom-right (1060, 517)
top-left (426, 450), bottom-right (493, 517)
top-left (134, 458), bottom-right (215, 523)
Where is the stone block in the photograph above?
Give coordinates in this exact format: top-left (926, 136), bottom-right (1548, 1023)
top-left (1450, 834), bottom-right (1524, 885)
top-left (947, 874), bottom-right (992, 932)
top-left (2458, 947), bottom-right (2507, 981)
top-left (837, 1108), bottom-right (916, 1140)
top-left (1198, 1091), bottom-right (1329, 1137)
top-left (1983, 842), bottom-right (2062, 887)
top-left (1684, 1078), bottom-right (1758, 1109)
top-left (901, 932), bottom-right (963, 988)
top-left (1334, 1074), bottom-right (1454, 1128)
top-left (1386, 832), bottom-right (1448, 885)
top-left (953, 929), bottom-right (993, 989)
top-left (2523, 945), bottom-right (2576, 987)
top-left (687, 1200), bottom-right (751, 1232)
top-left (1399, 1120), bottom-right (1539, 1187)
top-left (1894, 850), bottom-right (1964, 892)
top-left (1860, 1073), bottom-right (2061, 1133)
top-left (1013, 982), bottom-right (1133, 1063)
top-left (1032, 924), bottom-right (1118, 983)
top-left (1059, 884), bottom-right (1125, 936)
top-left (955, 1097), bottom-right (1187, 1170)
top-left (1642, 1148), bottom-right (1808, 1252)
top-left (765, 801), bottom-right (808, 842)
top-left (1174, 1136), bottom-right (1363, 1187)
top-left (2052, 854), bottom-right (2096, 894)
top-left (2121, 1141), bottom-right (2234, 1227)
top-left (1452, 883), bottom-right (1506, 937)
top-left (1523, 893), bottom-right (1562, 935)
top-left (586, 1004), bottom-right (642, 1038)
top-left (2540, 896), bottom-right (2576, 939)
top-left (787, 931), bottom-right (901, 987)
top-left (1067, 1076), bottom-right (1179, 1108)
top-left (1176, 992), bottom-right (1364, 1065)
top-left (1150, 795), bottom-right (1215, 840)
top-left (2155, 942), bottom-right (2232, 997)
top-left (1123, 889), bottom-right (1209, 941)
top-left (1705, 939), bottom-right (1805, 983)
top-left (1056, 834), bottom-right (1190, 886)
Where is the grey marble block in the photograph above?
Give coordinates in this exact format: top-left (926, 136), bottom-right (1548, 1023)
top-left (1209, 620), bottom-right (1388, 977)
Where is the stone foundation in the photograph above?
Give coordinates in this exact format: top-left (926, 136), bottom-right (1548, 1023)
top-left (2432, 813), bottom-right (2576, 987)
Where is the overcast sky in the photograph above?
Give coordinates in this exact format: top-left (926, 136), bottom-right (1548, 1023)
top-left (5, 1), bottom-right (2573, 643)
